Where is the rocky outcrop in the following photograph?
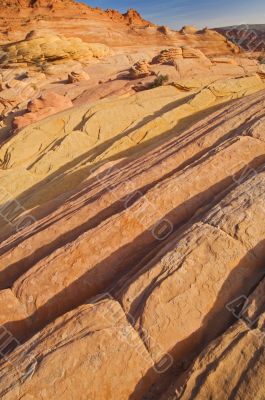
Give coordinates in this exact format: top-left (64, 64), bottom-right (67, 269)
top-left (182, 46), bottom-right (207, 59)
top-left (0, 0), bottom-right (238, 53)
top-left (0, 68), bottom-right (48, 134)
top-left (152, 48), bottom-right (183, 65)
top-left (12, 91), bottom-right (72, 130)
top-left (211, 56), bottom-right (238, 64)
top-left (0, 31), bottom-right (110, 67)
top-left (123, 8), bottom-right (151, 26)
top-left (180, 25), bottom-right (198, 34)
top-left (67, 70), bottom-right (90, 83)
top-left (104, 7), bottom-right (152, 26)
top-left (216, 24), bottom-right (265, 52)
top-left (151, 47), bottom-right (208, 65)
top-left (128, 60), bottom-right (153, 79)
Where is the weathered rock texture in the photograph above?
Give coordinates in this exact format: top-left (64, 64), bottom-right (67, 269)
top-left (0, 5), bottom-right (264, 399)
top-left (128, 60), bottom-right (153, 79)
top-left (0, 74), bottom-right (263, 226)
top-left (151, 47), bottom-right (209, 65)
top-left (0, 31), bottom-right (111, 67)
top-left (0, 298), bottom-right (155, 400)
top-left (67, 70), bottom-right (90, 83)
top-left (0, 81), bottom-right (264, 399)
top-left (161, 274), bottom-right (265, 399)
top-left (12, 91), bottom-right (73, 130)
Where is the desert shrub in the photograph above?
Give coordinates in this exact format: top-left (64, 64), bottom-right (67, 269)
top-left (149, 74), bottom-right (169, 89)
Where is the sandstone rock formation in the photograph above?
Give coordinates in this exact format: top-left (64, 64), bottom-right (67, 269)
top-left (152, 47), bottom-right (208, 65)
top-left (151, 48), bottom-right (183, 65)
top-left (67, 70), bottom-right (90, 83)
top-left (0, 74), bottom-right (263, 221)
top-left (0, 2), bottom-right (264, 400)
top-left (0, 298), bottom-right (156, 400)
top-left (182, 46), bottom-right (207, 59)
top-left (161, 274), bottom-right (265, 399)
top-left (128, 60), bottom-right (153, 79)
top-left (0, 87), bottom-right (264, 399)
top-left (216, 24), bottom-right (265, 52)
top-left (12, 91), bottom-right (73, 130)
top-left (211, 56), bottom-right (238, 64)
top-left (180, 25), bottom-right (198, 34)
top-left (0, 31), bottom-right (110, 67)
top-left (0, 0), bottom-right (238, 54)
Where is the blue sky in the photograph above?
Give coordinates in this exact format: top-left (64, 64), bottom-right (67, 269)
top-left (84, 0), bottom-right (265, 29)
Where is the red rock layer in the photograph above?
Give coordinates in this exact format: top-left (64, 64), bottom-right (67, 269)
top-left (0, 0), bottom-right (238, 53)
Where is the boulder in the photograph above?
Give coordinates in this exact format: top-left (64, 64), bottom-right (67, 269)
top-left (68, 70), bottom-right (90, 83)
top-left (164, 277), bottom-right (265, 399)
top-left (128, 60), bottom-right (153, 79)
top-left (13, 91), bottom-right (73, 130)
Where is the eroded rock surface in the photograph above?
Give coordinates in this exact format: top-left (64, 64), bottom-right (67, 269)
top-left (13, 91), bottom-right (73, 130)
top-left (0, 4), bottom-right (264, 400)
top-left (0, 83), bottom-right (264, 399)
top-left (0, 298), bottom-right (155, 400)
top-left (67, 70), bottom-right (90, 83)
top-left (161, 275), bottom-right (265, 400)
top-left (0, 0), bottom-right (239, 53)
top-left (0, 31), bottom-right (111, 67)
top-left (128, 60), bottom-right (153, 79)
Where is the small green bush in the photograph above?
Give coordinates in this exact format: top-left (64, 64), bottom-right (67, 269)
top-left (149, 74), bottom-right (169, 89)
